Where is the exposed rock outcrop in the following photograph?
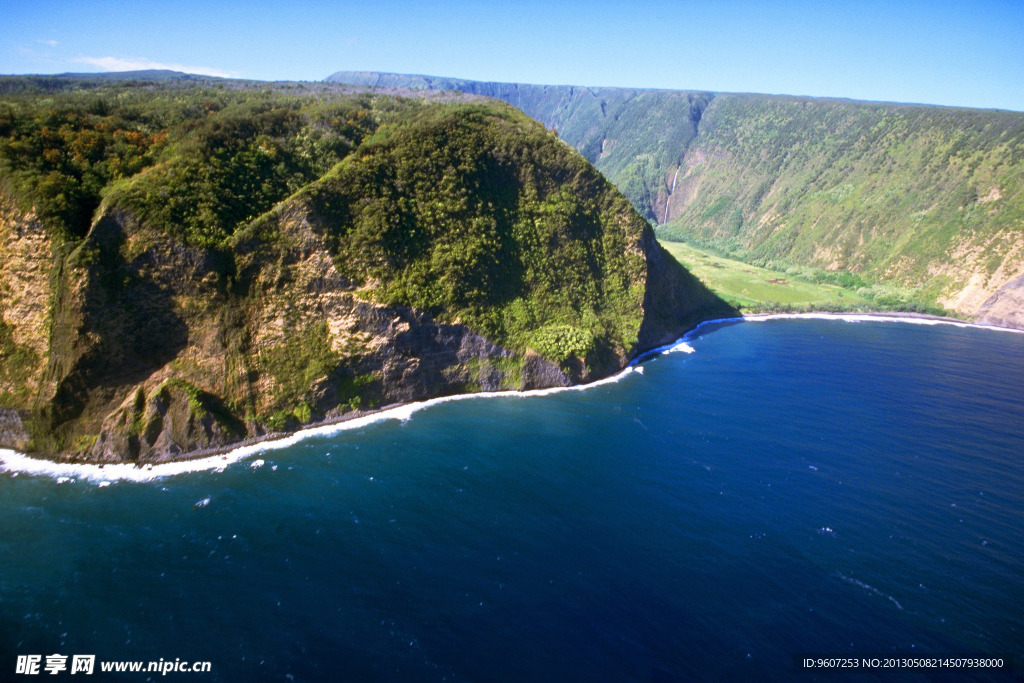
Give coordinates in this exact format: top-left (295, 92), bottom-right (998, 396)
top-left (974, 273), bottom-right (1024, 329)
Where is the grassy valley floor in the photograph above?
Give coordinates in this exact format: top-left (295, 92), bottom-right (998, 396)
top-left (658, 239), bottom-right (870, 312)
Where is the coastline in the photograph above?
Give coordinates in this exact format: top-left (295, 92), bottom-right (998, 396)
top-left (0, 353), bottom-right (645, 484)
top-left (2, 310), bottom-right (1021, 483)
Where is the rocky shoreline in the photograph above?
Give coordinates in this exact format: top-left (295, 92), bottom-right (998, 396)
top-left (2, 308), bottom-right (1021, 479)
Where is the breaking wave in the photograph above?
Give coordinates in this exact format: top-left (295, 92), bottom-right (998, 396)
top-left (0, 365), bottom-right (644, 484)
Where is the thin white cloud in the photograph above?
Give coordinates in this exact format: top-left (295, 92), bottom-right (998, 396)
top-left (72, 56), bottom-right (237, 79)
top-left (39, 39), bottom-right (59, 47)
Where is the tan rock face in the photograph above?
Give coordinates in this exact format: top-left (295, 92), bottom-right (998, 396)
top-left (0, 201), bottom-right (575, 463)
top-left (974, 273), bottom-right (1024, 329)
top-left (235, 201), bottom-right (572, 421)
top-left (0, 200), bottom-right (53, 401)
top-left (933, 230), bottom-right (1024, 317)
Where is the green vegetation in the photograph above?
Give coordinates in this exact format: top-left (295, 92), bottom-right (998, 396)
top-left (107, 96), bottom-right (380, 247)
top-left (70, 433), bottom-right (98, 453)
top-left (0, 74), bottom-right (728, 461)
top-left (658, 238), bottom-right (943, 313)
top-left (655, 95), bottom-right (1024, 307)
top-left (257, 321), bottom-right (347, 427)
top-left (329, 72), bottom-right (1024, 318)
top-left (530, 324), bottom-right (596, 365)
top-left (128, 387), bottom-right (146, 437)
top-left (0, 80), bottom-right (387, 244)
top-left (0, 318), bottom-right (37, 407)
top-left (658, 239), bottom-right (867, 311)
top-left (300, 103), bottom-right (648, 368)
top-left (0, 96), bottom-right (163, 240)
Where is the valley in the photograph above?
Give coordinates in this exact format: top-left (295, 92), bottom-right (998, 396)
top-left (327, 72), bottom-right (1024, 326)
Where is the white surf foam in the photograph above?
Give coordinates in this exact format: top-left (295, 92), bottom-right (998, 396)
top-left (743, 311), bottom-right (1024, 335)
top-left (631, 336), bottom-right (703, 364)
top-left (0, 446), bottom-right (258, 485)
top-left (0, 365), bottom-right (643, 484)
top-left (836, 571), bottom-right (904, 611)
top-left (1, 310), bottom-right (1016, 484)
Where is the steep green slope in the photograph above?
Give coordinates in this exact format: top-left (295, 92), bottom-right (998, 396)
top-left (0, 77), bottom-right (730, 462)
top-left (327, 72), bottom-right (711, 224)
top-left (294, 105), bottom-right (652, 361)
top-left (661, 95), bottom-right (1024, 315)
top-left (327, 71), bottom-right (1024, 324)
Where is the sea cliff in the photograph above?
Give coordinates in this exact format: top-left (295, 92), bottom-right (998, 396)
top-left (0, 78), bottom-right (731, 462)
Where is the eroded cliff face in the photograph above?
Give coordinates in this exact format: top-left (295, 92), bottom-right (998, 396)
top-left (0, 200), bottom-right (54, 450)
top-left (0, 94), bottom-right (734, 464)
top-left (229, 201), bottom-right (575, 428)
top-left (975, 274), bottom-right (1024, 329)
top-left (9, 204), bottom-right (572, 463)
top-left (0, 190), bottom-right (720, 464)
top-left (24, 207), bottom-right (237, 461)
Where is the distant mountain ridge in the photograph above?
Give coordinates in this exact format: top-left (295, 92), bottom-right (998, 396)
top-left (328, 71), bottom-right (713, 223)
top-left (327, 71), bottom-right (1024, 327)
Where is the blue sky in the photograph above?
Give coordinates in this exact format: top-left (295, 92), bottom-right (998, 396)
top-left (4, 0), bottom-right (1023, 111)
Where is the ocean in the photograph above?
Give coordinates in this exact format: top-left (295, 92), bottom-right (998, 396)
top-left (2, 317), bottom-right (1022, 681)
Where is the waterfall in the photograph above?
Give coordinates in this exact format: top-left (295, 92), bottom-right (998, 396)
top-left (664, 166), bottom-right (680, 223)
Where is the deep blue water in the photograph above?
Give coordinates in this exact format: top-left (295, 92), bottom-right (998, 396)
top-left (2, 319), bottom-right (1023, 681)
